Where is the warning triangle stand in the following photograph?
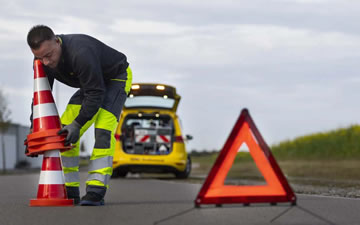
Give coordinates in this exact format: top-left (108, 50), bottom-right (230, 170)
top-left (195, 108), bottom-right (296, 207)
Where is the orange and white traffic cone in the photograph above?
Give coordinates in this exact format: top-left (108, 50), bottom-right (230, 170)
top-left (30, 150), bottom-right (73, 206)
top-left (32, 59), bottom-right (61, 132)
top-left (26, 60), bottom-right (71, 155)
top-left (26, 60), bottom-right (73, 206)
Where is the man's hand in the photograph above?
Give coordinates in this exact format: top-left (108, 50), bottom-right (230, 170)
top-left (58, 120), bottom-right (81, 145)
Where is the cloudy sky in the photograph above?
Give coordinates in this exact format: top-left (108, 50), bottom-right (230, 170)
top-left (1, 0), bottom-right (360, 152)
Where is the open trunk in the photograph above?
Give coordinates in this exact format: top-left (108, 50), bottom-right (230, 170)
top-left (121, 113), bottom-right (174, 155)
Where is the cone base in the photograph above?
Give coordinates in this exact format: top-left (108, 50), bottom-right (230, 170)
top-left (30, 198), bottom-right (74, 207)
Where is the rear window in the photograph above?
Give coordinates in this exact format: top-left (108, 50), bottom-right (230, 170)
top-left (124, 96), bottom-right (175, 109)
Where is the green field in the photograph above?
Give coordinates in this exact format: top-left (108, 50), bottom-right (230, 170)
top-left (271, 125), bottom-right (360, 160)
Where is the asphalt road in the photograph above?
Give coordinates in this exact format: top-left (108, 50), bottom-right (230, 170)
top-left (0, 171), bottom-right (359, 225)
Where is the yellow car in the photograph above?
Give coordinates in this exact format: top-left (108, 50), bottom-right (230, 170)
top-left (112, 83), bottom-right (192, 178)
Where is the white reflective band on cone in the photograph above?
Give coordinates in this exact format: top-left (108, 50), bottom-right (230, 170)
top-left (34, 77), bottom-right (51, 92)
top-left (33, 103), bottom-right (59, 119)
top-left (44, 150), bottom-right (61, 158)
top-left (39, 171), bottom-right (65, 184)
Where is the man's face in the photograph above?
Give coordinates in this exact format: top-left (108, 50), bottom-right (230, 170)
top-left (31, 38), bottom-right (61, 69)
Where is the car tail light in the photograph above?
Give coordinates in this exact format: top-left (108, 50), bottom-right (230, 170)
top-left (174, 136), bottom-right (184, 143)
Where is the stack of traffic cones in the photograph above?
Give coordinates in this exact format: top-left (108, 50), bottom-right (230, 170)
top-left (25, 60), bottom-right (71, 155)
top-left (26, 60), bottom-right (73, 206)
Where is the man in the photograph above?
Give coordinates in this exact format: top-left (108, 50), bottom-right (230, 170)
top-left (26, 25), bottom-right (132, 206)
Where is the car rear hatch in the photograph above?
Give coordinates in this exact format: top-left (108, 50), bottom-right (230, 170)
top-left (124, 83), bottom-right (181, 112)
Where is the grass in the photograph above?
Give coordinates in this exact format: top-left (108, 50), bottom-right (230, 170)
top-left (278, 160), bottom-right (360, 181)
top-left (271, 125), bottom-right (360, 160)
top-left (191, 153), bottom-right (360, 189)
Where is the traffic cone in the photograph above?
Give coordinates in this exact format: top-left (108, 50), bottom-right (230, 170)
top-left (32, 59), bottom-right (61, 132)
top-left (30, 150), bottom-right (73, 206)
top-left (26, 59), bottom-right (71, 155)
top-left (26, 60), bottom-right (74, 206)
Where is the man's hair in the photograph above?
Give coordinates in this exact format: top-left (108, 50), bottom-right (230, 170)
top-left (27, 25), bottom-right (56, 49)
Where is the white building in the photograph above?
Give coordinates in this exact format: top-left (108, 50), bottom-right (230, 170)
top-left (0, 123), bottom-right (42, 170)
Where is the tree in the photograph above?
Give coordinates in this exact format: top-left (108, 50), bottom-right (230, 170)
top-left (0, 89), bottom-right (11, 173)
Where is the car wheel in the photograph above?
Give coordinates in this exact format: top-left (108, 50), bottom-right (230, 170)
top-left (175, 156), bottom-right (191, 179)
top-left (111, 168), bottom-right (128, 178)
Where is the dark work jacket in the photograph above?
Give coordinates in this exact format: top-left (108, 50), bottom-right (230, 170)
top-left (32, 34), bottom-right (129, 127)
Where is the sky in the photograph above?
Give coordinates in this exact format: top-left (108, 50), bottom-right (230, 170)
top-left (0, 0), bottom-right (360, 152)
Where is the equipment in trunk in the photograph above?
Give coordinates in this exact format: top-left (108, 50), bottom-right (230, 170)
top-left (121, 114), bottom-right (174, 155)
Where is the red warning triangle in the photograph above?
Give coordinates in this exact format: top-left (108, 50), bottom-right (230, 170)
top-left (195, 109), bottom-right (296, 206)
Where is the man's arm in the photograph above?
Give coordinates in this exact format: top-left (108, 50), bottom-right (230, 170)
top-left (57, 48), bottom-right (105, 145)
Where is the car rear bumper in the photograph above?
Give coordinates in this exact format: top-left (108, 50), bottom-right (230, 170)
top-left (114, 164), bottom-right (182, 174)
top-left (113, 153), bottom-right (187, 172)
